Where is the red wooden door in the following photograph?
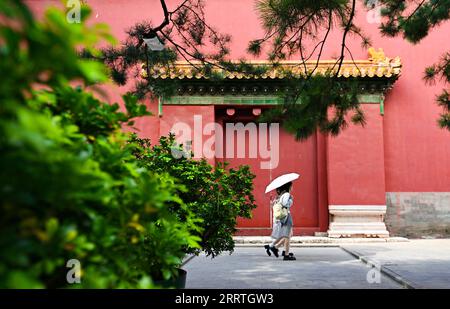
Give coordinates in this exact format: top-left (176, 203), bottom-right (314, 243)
top-left (217, 107), bottom-right (320, 235)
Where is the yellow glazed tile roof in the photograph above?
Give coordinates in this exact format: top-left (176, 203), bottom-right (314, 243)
top-left (142, 48), bottom-right (401, 80)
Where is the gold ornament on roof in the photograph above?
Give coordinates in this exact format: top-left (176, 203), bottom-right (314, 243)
top-left (368, 47), bottom-right (391, 65)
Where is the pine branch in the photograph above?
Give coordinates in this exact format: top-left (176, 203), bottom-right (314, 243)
top-left (152, 0), bottom-right (170, 34)
top-left (335, 0), bottom-right (356, 76)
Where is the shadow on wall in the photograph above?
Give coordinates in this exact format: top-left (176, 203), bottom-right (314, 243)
top-left (386, 192), bottom-right (450, 238)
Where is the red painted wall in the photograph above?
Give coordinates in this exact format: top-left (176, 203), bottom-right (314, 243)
top-left (327, 104), bottom-right (387, 205)
top-left (160, 105), bottom-right (216, 166)
top-left (26, 0), bottom-right (450, 195)
top-left (126, 96), bottom-right (161, 143)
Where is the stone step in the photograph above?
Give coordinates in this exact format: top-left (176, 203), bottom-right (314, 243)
top-left (233, 236), bottom-right (408, 244)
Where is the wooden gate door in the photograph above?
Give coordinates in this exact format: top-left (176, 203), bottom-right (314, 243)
top-left (216, 107), bottom-right (321, 236)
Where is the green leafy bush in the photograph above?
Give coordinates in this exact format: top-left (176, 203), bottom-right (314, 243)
top-left (1, 0), bottom-right (257, 288)
top-left (0, 1), bottom-right (201, 288)
top-left (131, 134), bottom-right (257, 258)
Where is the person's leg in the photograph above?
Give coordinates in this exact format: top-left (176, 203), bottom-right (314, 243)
top-left (273, 237), bottom-right (285, 248)
top-left (283, 229), bottom-right (296, 260)
top-left (269, 236), bottom-right (285, 248)
top-left (269, 238), bottom-right (278, 247)
top-left (284, 236), bottom-right (290, 254)
top-left (285, 228), bottom-right (293, 252)
top-left (268, 238), bottom-right (284, 258)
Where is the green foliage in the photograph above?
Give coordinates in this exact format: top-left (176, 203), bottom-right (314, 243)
top-left (89, 1), bottom-right (233, 99)
top-left (98, 34), bottom-right (178, 94)
top-left (130, 134), bottom-right (257, 258)
top-left (423, 53), bottom-right (450, 130)
top-left (93, 0), bottom-right (369, 140)
top-left (375, 0), bottom-right (450, 131)
top-left (259, 74), bottom-right (364, 140)
top-left (34, 88), bottom-right (151, 137)
top-left (0, 0), bottom-right (202, 288)
top-left (0, 1), bottom-right (113, 104)
top-left (436, 89), bottom-right (450, 130)
top-left (251, 0), bottom-right (362, 60)
top-left (253, 0), bottom-right (449, 135)
top-left (376, 0), bottom-right (449, 44)
top-left (247, 0), bottom-right (370, 139)
top-left (248, 40), bottom-right (263, 56)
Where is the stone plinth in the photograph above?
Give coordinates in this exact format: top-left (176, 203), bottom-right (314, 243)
top-left (327, 205), bottom-right (389, 238)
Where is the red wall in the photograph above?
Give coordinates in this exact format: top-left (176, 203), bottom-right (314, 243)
top-left (26, 0), bottom-right (450, 193)
top-left (327, 104), bottom-right (387, 205)
top-left (160, 105), bottom-right (216, 165)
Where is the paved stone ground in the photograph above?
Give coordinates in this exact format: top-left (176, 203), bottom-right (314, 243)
top-left (341, 239), bottom-right (450, 289)
top-left (183, 247), bottom-right (402, 289)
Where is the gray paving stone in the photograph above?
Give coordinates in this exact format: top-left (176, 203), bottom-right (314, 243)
top-left (341, 239), bottom-right (450, 289)
top-left (183, 247), bottom-right (402, 289)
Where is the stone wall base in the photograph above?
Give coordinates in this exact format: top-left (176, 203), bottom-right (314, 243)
top-left (327, 205), bottom-right (389, 238)
top-left (386, 192), bottom-right (450, 237)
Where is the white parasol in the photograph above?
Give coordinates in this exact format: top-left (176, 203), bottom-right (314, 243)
top-left (264, 173), bottom-right (300, 194)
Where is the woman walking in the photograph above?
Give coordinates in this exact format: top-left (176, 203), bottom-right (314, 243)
top-left (264, 181), bottom-right (296, 261)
